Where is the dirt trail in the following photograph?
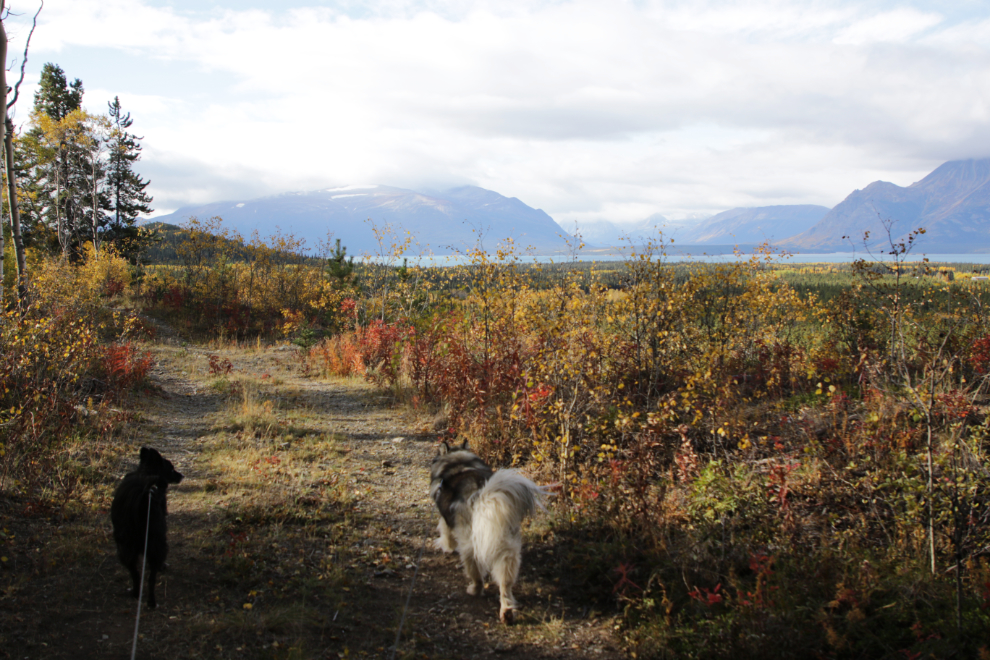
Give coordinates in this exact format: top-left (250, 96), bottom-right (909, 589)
top-left (0, 341), bottom-right (624, 660)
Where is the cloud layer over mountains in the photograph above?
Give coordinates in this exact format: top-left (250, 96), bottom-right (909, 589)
top-left (14, 0), bottom-right (990, 228)
top-left (154, 159), bottom-right (990, 255)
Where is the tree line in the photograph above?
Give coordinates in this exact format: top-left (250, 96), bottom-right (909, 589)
top-left (2, 58), bottom-right (154, 304)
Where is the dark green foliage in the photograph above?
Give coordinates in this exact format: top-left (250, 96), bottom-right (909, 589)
top-left (7, 124), bottom-right (48, 250)
top-left (32, 63), bottom-right (83, 121)
top-left (326, 238), bottom-right (355, 283)
top-left (103, 96), bottom-right (154, 262)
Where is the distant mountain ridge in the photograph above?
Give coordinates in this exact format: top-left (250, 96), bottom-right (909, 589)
top-left (574, 213), bottom-right (679, 247)
top-left (782, 159), bottom-right (990, 252)
top-left (151, 185), bottom-right (575, 255)
top-left (576, 205), bottom-right (828, 251)
top-left (678, 205), bottom-right (829, 245)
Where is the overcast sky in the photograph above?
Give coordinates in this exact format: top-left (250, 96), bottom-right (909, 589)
top-left (5, 0), bottom-right (989, 226)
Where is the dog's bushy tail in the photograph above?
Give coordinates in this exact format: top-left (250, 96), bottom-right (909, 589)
top-left (471, 470), bottom-right (548, 574)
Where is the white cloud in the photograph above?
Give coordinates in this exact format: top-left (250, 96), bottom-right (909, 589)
top-left (5, 0), bottom-right (989, 223)
top-left (834, 8), bottom-right (943, 45)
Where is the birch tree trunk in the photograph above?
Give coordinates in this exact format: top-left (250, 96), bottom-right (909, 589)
top-left (5, 116), bottom-right (26, 300)
top-left (0, 2), bottom-right (7, 305)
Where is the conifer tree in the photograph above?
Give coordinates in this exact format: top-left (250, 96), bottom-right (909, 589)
top-left (103, 96), bottom-right (153, 262)
top-left (327, 238), bottom-right (355, 283)
top-left (33, 62), bottom-right (82, 121)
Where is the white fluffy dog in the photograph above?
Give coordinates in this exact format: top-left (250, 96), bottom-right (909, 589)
top-left (429, 441), bottom-right (547, 623)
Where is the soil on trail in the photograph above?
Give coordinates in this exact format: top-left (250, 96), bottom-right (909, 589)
top-left (0, 341), bottom-right (625, 660)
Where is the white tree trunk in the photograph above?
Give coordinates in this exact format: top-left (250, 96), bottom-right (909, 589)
top-left (0, 2), bottom-right (8, 304)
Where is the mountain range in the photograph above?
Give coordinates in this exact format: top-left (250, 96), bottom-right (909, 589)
top-left (151, 158), bottom-right (990, 255)
top-left (780, 159), bottom-right (990, 253)
top-left (152, 185), bottom-right (575, 256)
top-left (677, 205), bottom-right (829, 245)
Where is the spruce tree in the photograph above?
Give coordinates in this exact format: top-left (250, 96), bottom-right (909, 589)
top-left (33, 63), bottom-right (83, 121)
top-left (327, 238), bottom-right (355, 283)
top-left (104, 96), bottom-right (153, 262)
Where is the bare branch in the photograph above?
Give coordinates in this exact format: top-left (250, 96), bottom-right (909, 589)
top-left (7, 0), bottom-right (42, 111)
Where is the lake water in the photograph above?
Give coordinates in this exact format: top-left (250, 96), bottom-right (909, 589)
top-left (381, 252), bottom-right (990, 267)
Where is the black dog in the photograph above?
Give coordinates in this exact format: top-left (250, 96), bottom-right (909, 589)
top-left (110, 447), bottom-right (183, 609)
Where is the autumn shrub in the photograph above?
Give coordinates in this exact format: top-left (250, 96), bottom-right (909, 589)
top-left (395, 249), bottom-right (540, 459)
top-left (77, 243), bottom-right (132, 299)
top-left (339, 237), bottom-right (990, 655)
top-left (0, 303), bottom-right (101, 493)
top-left (129, 217), bottom-right (990, 652)
top-left (358, 319), bottom-right (414, 386)
top-left (208, 353), bottom-right (234, 377)
top-left (968, 333), bottom-right (990, 375)
top-left (310, 332), bottom-right (366, 378)
top-left (97, 342), bottom-right (155, 391)
top-left (0, 253), bottom-right (150, 499)
top-left (140, 217), bottom-right (351, 340)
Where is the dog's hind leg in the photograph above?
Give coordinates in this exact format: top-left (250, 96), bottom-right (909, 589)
top-left (435, 518), bottom-right (456, 553)
top-left (492, 553), bottom-right (521, 624)
top-left (117, 545), bottom-right (141, 598)
top-left (144, 539), bottom-right (168, 610)
top-left (461, 550), bottom-right (484, 596)
top-left (464, 556), bottom-right (484, 596)
top-left (127, 559), bottom-right (142, 599)
top-left (452, 520), bottom-right (484, 595)
top-left (145, 564), bottom-right (158, 609)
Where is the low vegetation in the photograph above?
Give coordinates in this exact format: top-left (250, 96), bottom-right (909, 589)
top-left (3, 217), bottom-right (990, 658)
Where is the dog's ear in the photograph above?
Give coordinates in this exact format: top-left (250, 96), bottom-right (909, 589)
top-left (141, 448), bottom-right (169, 477)
top-left (437, 441), bottom-right (451, 456)
top-left (459, 439), bottom-right (469, 450)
